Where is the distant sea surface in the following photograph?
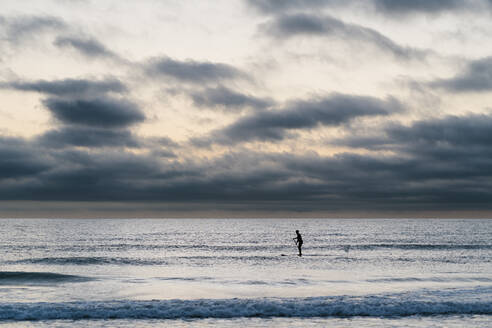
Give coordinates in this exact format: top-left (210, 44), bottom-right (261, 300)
top-left (0, 218), bottom-right (491, 327)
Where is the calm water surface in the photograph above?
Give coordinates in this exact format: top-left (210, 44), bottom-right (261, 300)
top-left (0, 218), bottom-right (491, 327)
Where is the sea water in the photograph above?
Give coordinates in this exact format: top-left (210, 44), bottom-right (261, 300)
top-left (0, 218), bottom-right (491, 327)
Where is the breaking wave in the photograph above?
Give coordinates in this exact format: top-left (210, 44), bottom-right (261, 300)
top-left (0, 295), bottom-right (491, 321)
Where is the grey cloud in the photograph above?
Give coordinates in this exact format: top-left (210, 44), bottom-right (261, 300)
top-left (12, 151), bottom-right (162, 201)
top-left (0, 15), bottom-right (66, 41)
top-left (330, 135), bottom-right (391, 150)
top-left (0, 148), bottom-right (294, 202)
top-left (247, 0), bottom-right (492, 15)
top-left (0, 136), bottom-right (51, 179)
top-left (280, 154), bottom-right (469, 207)
top-left (144, 137), bottom-right (179, 158)
top-left (54, 36), bottom-right (116, 59)
top-left (190, 86), bottom-right (274, 112)
top-left (146, 57), bottom-right (247, 84)
top-left (386, 115), bottom-right (492, 175)
top-left (1, 78), bottom-right (127, 97)
top-left (262, 13), bottom-right (425, 60)
top-left (144, 136), bottom-right (180, 149)
top-left (151, 149), bottom-right (177, 158)
top-left (431, 57), bottom-right (492, 92)
top-left (3, 116), bottom-right (492, 211)
top-left (246, 0), bottom-right (343, 14)
top-left (37, 126), bottom-right (139, 148)
top-left (0, 142), bottom-right (491, 211)
top-left (372, 0), bottom-right (467, 15)
top-left (333, 113), bottom-right (492, 168)
top-left (387, 114), bottom-right (492, 147)
top-left (279, 140), bottom-right (492, 208)
top-left (207, 93), bottom-right (401, 144)
top-left (42, 97), bottom-right (145, 128)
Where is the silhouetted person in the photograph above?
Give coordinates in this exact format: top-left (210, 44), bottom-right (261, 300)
top-left (293, 230), bottom-right (303, 256)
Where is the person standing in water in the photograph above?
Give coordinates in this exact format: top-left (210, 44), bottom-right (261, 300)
top-left (293, 230), bottom-right (303, 256)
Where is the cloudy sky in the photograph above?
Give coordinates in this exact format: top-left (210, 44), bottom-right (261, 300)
top-left (1, 0), bottom-right (492, 218)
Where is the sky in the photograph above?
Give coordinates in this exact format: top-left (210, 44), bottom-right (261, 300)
top-left (1, 0), bottom-right (492, 218)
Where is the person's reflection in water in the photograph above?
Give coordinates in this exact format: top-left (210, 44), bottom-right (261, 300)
top-left (293, 230), bottom-right (303, 257)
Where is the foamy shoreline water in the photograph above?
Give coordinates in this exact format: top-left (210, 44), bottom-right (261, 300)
top-left (1, 292), bottom-right (492, 321)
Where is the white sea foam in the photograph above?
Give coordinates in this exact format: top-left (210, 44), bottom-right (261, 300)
top-left (0, 295), bottom-right (491, 321)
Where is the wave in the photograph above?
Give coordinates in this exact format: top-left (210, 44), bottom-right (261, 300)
top-left (156, 276), bottom-right (214, 282)
top-left (0, 295), bottom-right (491, 321)
top-left (11, 257), bottom-right (169, 266)
top-left (4, 243), bottom-right (490, 256)
top-left (152, 275), bottom-right (492, 286)
top-left (366, 276), bottom-right (492, 283)
top-left (8, 254), bottom-right (487, 267)
top-left (1, 244), bottom-right (293, 252)
top-left (10, 255), bottom-right (287, 266)
top-left (0, 271), bottom-right (91, 285)
top-left (347, 243), bottom-right (492, 251)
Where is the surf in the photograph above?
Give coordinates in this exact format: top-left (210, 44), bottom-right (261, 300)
top-left (1, 294), bottom-right (491, 321)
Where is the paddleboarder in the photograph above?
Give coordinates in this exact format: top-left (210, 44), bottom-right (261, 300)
top-left (293, 230), bottom-right (303, 256)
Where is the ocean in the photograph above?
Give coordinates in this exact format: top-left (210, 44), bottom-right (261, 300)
top-left (0, 218), bottom-right (491, 327)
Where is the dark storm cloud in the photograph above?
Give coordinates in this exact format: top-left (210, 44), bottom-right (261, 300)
top-left (1, 78), bottom-right (127, 97)
top-left (281, 114), bottom-right (492, 207)
top-left (42, 97), bottom-right (145, 128)
top-left (146, 57), bottom-right (247, 84)
top-left (332, 114), bottom-right (492, 183)
top-left (337, 116), bottom-right (492, 207)
top-left (388, 114), bottom-right (492, 148)
top-left (2, 154), bottom-right (146, 201)
top-left (54, 36), bottom-right (117, 59)
top-left (37, 126), bottom-right (139, 148)
top-left (0, 149), bottom-right (189, 201)
top-left (1, 141), bottom-right (491, 210)
top-left (337, 113), bottom-right (492, 151)
top-left (3, 110), bottom-right (492, 210)
top-left (0, 148), bottom-right (293, 202)
top-left (430, 57), bottom-right (492, 92)
top-left (277, 153), bottom-right (492, 208)
top-left (262, 13), bottom-right (425, 59)
top-left (0, 136), bottom-right (51, 179)
top-left (206, 93), bottom-right (401, 144)
top-left (190, 86), bottom-right (274, 112)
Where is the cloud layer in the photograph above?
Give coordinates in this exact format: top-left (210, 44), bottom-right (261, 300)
top-left (54, 36), bottom-right (117, 59)
top-left (1, 78), bottom-right (126, 96)
top-left (1, 2), bottom-right (491, 217)
top-left (247, 0), bottom-right (492, 15)
top-left (262, 13), bottom-right (424, 59)
top-left (3, 113), bottom-right (492, 211)
top-left (205, 93), bottom-right (401, 144)
top-left (146, 57), bottom-right (247, 84)
top-left (431, 57), bottom-right (492, 92)
top-left (43, 97), bottom-right (145, 128)
top-left (190, 86), bottom-right (273, 112)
